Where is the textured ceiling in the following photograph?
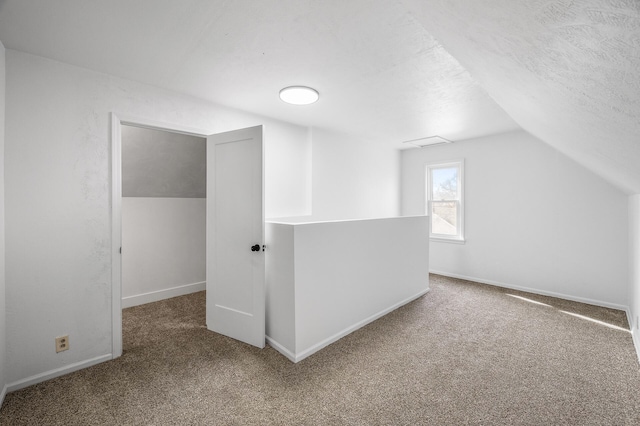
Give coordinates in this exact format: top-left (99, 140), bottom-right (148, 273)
top-left (122, 125), bottom-right (206, 198)
top-left (0, 0), bottom-right (637, 193)
top-left (402, 0), bottom-right (640, 193)
top-left (0, 0), bottom-right (518, 146)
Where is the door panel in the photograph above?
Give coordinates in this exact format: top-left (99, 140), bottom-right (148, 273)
top-left (206, 126), bottom-right (265, 348)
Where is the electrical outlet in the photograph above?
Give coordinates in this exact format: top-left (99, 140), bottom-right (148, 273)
top-left (55, 335), bottom-right (69, 353)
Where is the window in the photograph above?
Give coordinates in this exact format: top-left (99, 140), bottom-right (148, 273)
top-left (426, 161), bottom-right (464, 242)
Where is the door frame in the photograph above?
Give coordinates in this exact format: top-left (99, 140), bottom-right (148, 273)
top-left (110, 113), bottom-right (212, 358)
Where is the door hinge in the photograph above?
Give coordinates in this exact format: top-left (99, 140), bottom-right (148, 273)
top-left (119, 247), bottom-right (122, 254)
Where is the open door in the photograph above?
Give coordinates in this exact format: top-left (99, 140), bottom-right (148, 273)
top-left (206, 126), bottom-right (265, 348)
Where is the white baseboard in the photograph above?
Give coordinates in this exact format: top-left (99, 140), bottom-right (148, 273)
top-left (265, 336), bottom-right (296, 363)
top-left (628, 308), bottom-right (640, 365)
top-left (633, 328), bottom-right (640, 365)
top-left (295, 288), bottom-right (430, 362)
top-left (6, 354), bottom-right (112, 393)
top-left (435, 271), bottom-right (640, 365)
top-left (122, 281), bottom-right (205, 308)
top-left (430, 270), bottom-right (627, 311)
top-left (0, 384), bottom-right (7, 408)
top-left (270, 288), bottom-right (430, 363)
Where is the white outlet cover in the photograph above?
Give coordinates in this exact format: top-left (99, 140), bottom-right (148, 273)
top-left (55, 335), bottom-right (69, 353)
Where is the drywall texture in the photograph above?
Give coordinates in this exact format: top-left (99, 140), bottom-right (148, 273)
top-left (122, 198), bottom-right (205, 305)
top-left (0, 0), bottom-right (520, 145)
top-left (121, 125), bottom-right (206, 198)
top-left (403, 0), bottom-right (640, 194)
top-left (309, 128), bottom-right (400, 221)
top-left (2, 50), bottom-right (312, 385)
top-left (265, 223), bottom-right (296, 353)
top-left (265, 126), bottom-right (312, 220)
top-left (266, 217), bottom-right (429, 362)
top-left (402, 130), bottom-right (629, 308)
top-left (0, 40), bottom-right (6, 399)
top-left (630, 195), bottom-right (640, 344)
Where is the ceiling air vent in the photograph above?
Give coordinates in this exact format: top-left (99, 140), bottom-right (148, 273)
top-left (402, 135), bottom-right (452, 148)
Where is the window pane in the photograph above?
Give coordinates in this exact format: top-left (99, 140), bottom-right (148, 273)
top-left (431, 201), bottom-right (457, 235)
top-left (432, 167), bottom-right (458, 200)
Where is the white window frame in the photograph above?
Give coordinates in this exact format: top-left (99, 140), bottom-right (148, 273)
top-left (426, 160), bottom-right (465, 243)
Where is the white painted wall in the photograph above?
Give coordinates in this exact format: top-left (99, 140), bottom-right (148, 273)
top-left (308, 128), bottom-right (400, 221)
top-left (402, 130), bottom-right (629, 308)
top-left (3, 50), bottom-right (311, 387)
top-left (122, 198), bottom-right (205, 308)
top-left (0, 40), bottom-right (7, 402)
top-left (266, 127), bottom-right (312, 219)
top-left (265, 216), bottom-right (429, 362)
top-left (629, 195), bottom-right (640, 357)
top-left (2, 49), bottom-right (403, 389)
top-left (265, 223), bottom-right (295, 353)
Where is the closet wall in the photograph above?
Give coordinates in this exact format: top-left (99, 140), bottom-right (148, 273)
top-left (121, 125), bottom-right (206, 307)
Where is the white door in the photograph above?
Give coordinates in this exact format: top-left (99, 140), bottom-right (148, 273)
top-left (206, 125), bottom-right (265, 348)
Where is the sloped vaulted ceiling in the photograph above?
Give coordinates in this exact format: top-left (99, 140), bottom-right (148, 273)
top-left (0, 1), bottom-right (637, 192)
top-left (0, 0), bottom-right (519, 147)
top-left (402, 0), bottom-right (640, 194)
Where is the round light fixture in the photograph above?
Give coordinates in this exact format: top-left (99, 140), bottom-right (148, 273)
top-left (279, 86), bottom-right (319, 105)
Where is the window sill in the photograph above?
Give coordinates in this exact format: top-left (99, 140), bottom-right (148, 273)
top-left (430, 236), bottom-right (466, 245)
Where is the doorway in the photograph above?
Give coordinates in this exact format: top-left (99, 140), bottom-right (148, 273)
top-left (120, 124), bottom-right (206, 309)
top-left (111, 114), bottom-right (265, 358)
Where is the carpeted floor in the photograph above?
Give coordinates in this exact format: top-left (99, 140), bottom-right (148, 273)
top-left (1, 274), bottom-right (640, 425)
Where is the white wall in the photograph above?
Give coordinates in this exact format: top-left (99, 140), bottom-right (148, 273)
top-left (3, 50), bottom-right (312, 387)
top-left (402, 130), bottom-right (629, 308)
top-left (0, 40), bottom-right (7, 402)
top-left (122, 198), bottom-right (205, 308)
top-left (308, 128), bottom-right (400, 221)
top-left (266, 127), bottom-right (313, 219)
top-left (629, 195), bottom-right (640, 356)
top-left (3, 49), bottom-right (404, 389)
top-left (266, 216), bottom-right (429, 362)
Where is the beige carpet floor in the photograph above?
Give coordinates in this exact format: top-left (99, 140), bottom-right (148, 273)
top-left (1, 274), bottom-right (640, 425)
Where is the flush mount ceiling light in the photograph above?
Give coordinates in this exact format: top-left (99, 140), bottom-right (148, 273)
top-left (279, 86), bottom-right (319, 105)
top-left (402, 135), bottom-right (453, 148)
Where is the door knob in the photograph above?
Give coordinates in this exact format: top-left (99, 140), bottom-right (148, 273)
top-left (251, 244), bottom-right (260, 252)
